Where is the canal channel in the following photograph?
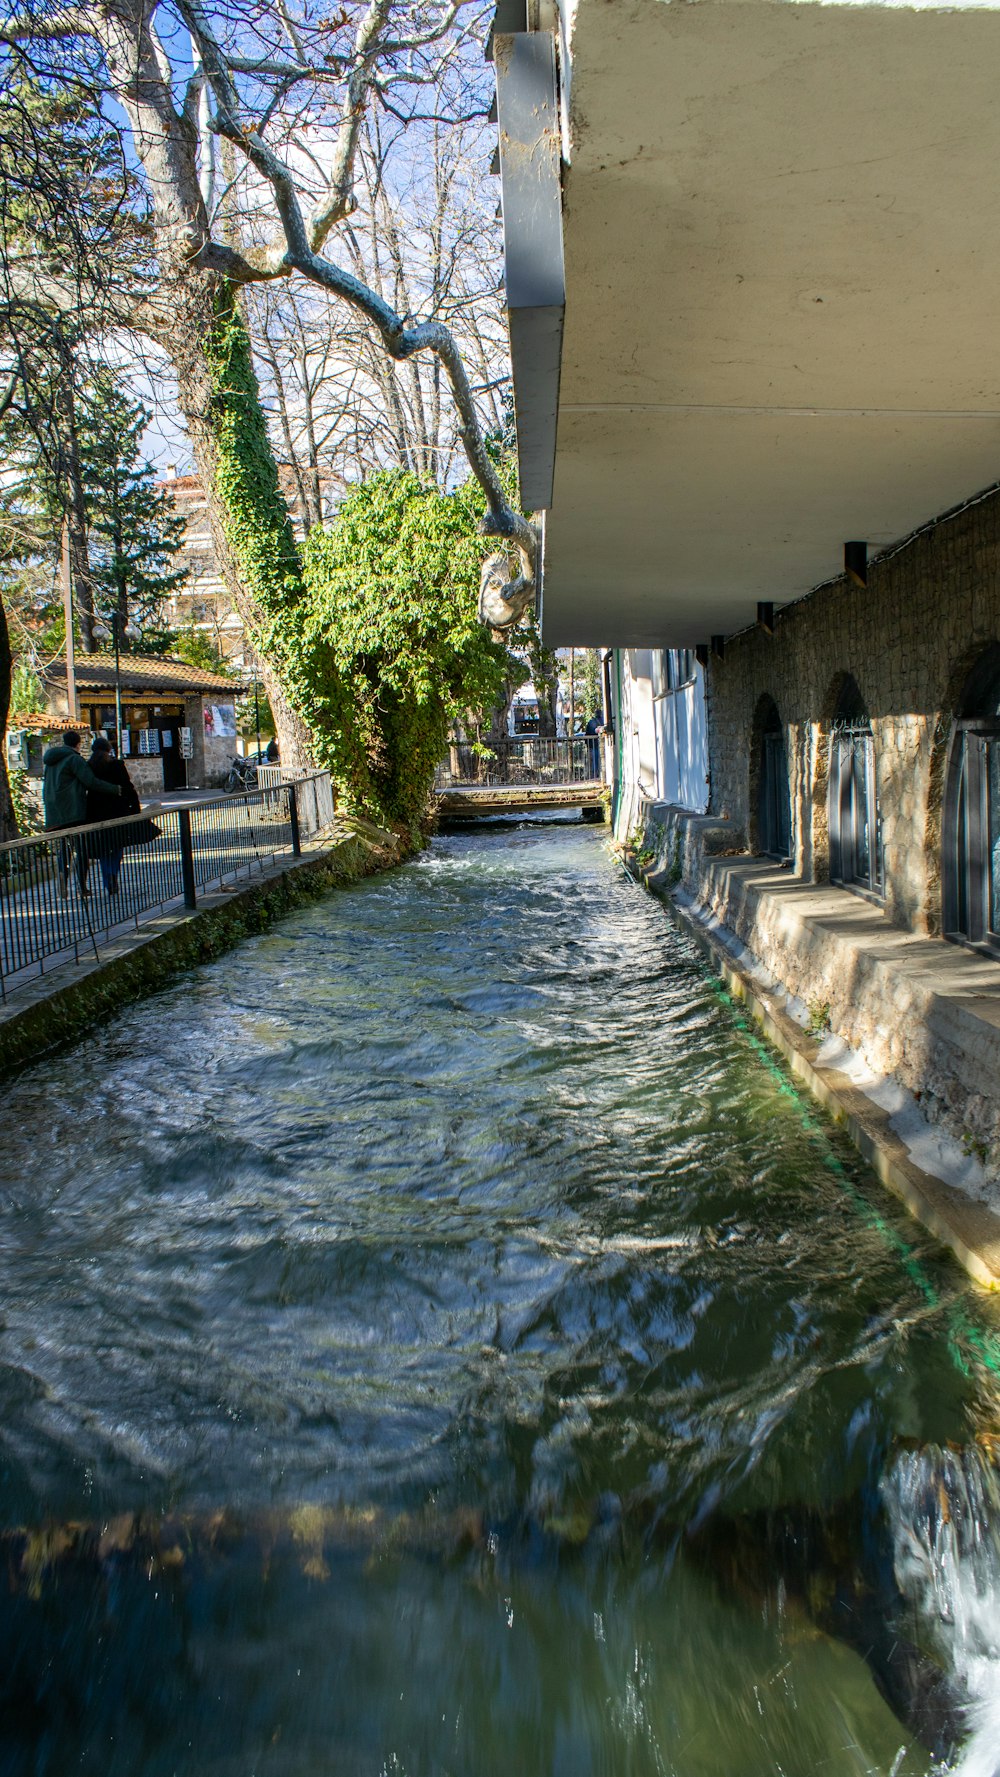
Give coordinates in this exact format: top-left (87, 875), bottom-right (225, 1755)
top-left (0, 819), bottom-right (998, 1776)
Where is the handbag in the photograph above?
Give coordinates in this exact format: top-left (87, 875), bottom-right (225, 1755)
top-left (125, 818), bottom-right (162, 847)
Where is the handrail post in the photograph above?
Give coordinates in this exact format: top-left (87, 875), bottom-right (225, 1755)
top-left (288, 783), bottom-right (302, 858)
top-left (178, 808), bottom-right (197, 909)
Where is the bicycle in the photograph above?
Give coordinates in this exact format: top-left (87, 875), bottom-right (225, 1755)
top-left (224, 755), bottom-right (259, 793)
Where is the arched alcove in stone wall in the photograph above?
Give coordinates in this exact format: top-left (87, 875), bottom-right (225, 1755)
top-left (748, 693), bottom-right (775, 853)
top-left (933, 639), bottom-right (1000, 941)
top-left (748, 693), bottom-right (791, 860)
top-left (810, 671), bottom-right (856, 883)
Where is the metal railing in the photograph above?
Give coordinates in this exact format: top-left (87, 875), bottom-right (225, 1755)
top-left (435, 736), bottom-right (602, 789)
top-left (0, 771), bottom-right (335, 1000)
top-left (253, 763), bottom-right (315, 792)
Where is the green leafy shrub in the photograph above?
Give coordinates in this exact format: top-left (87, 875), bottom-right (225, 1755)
top-left (300, 472), bottom-right (511, 831)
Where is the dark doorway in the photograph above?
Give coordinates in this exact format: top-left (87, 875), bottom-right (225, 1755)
top-left (829, 678), bottom-right (882, 898)
top-left (160, 725), bottom-right (187, 791)
top-left (758, 699), bottom-right (791, 860)
top-left (943, 645), bottom-right (1000, 954)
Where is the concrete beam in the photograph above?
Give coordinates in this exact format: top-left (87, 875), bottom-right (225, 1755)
top-left (494, 30), bottom-right (565, 510)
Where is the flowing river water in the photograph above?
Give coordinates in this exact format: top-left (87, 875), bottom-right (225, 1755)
top-left (1, 819), bottom-right (999, 1777)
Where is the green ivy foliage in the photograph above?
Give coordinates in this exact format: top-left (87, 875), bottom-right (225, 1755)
top-left (301, 471), bottom-right (511, 831)
top-left (9, 769), bottom-right (40, 837)
top-left (202, 285), bottom-right (350, 785)
top-left (203, 286), bottom-right (307, 647)
top-left (204, 287), bottom-right (512, 831)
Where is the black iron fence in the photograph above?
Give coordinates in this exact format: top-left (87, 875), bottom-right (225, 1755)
top-left (0, 772), bottom-right (335, 1000)
top-left (435, 736), bottom-right (602, 789)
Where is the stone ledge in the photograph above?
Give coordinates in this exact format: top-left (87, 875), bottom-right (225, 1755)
top-left (668, 887), bottom-right (1000, 1289)
top-left (0, 824), bottom-right (405, 1081)
top-left (634, 801), bottom-right (1000, 1287)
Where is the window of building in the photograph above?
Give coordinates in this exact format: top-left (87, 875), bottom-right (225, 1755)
top-left (758, 700), bottom-right (791, 861)
top-left (943, 647), bottom-right (1000, 954)
top-left (667, 648), bottom-right (694, 690)
top-left (829, 680), bottom-right (883, 898)
top-left (650, 650), bottom-right (698, 697)
top-left (652, 649), bottom-right (696, 695)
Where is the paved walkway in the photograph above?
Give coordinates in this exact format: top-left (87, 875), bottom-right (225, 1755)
top-left (1, 799), bottom-right (296, 999)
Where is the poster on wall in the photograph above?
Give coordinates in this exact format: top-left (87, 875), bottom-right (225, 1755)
top-left (138, 728), bottom-right (160, 756)
top-left (121, 729), bottom-right (131, 756)
top-left (205, 703), bottom-right (237, 739)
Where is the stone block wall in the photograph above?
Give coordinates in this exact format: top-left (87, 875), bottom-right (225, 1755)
top-left (706, 485), bottom-right (1000, 934)
top-left (638, 802), bottom-right (1000, 1175)
top-left (184, 694), bottom-right (236, 789)
top-left (125, 756), bottom-right (166, 799)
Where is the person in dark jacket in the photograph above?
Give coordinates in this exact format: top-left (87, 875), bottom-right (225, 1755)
top-left (42, 730), bottom-right (120, 896)
top-left (584, 708), bottom-right (604, 777)
top-left (84, 737), bottom-right (141, 895)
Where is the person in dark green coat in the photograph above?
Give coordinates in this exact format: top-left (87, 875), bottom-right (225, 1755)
top-left (42, 730), bottom-right (120, 896)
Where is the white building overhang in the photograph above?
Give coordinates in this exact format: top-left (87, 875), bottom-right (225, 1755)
top-left (503, 0), bottom-right (1000, 647)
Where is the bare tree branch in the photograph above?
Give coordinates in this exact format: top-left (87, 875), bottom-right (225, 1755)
top-left (0, 8), bottom-right (89, 42)
top-left (177, 0), bottom-right (535, 601)
top-left (2, 0), bottom-right (534, 630)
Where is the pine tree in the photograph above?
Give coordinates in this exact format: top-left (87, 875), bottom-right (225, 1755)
top-left (1, 69), bottom-right (145, 654)
top-left (77, 371), bottom-right (187, 643)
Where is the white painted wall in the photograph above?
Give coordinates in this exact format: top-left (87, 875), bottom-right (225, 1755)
top-left (613, 648), bottom-right (709, 836)
top-left (651, 654), bottom-right (710, 815)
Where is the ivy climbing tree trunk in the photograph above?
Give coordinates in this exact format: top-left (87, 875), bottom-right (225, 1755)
top-left (169, 278), bottom-right (314, 769)
top-left (0, 593), bottom-right (17, 842)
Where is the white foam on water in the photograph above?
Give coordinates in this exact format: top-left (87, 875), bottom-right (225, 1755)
top-left (881, 1446), bottom-right (1000, 1777)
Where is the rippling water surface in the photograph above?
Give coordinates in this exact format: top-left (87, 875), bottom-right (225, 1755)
top-left (1, 819), bottom-right (999, 1776)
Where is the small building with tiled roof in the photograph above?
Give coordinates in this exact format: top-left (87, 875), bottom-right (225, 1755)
top-left (66, 653), bottom-right (245, 698)
top-left (8, 653), bottom-right (249, 794)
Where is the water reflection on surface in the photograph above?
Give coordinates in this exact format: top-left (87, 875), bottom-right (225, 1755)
top-left (0, 818), bottom-right (998, 1775)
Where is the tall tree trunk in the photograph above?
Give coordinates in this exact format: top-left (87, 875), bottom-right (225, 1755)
top-left (112, 501), bottom-right (130, 634)
top-left (485, 659), bottom-right (518, 749)
top-left (300, 359), bottom-right (324, 530)
top-left (54, 338), bottom-right (97, 652)
top-left (167, 275), bottom-right (314, 770)
top-left (0, 594), bottom-right (18, 842)
top-left (527, 635), bottom-right (560, 739)
top-left (258, 332), bottom-right (312, 535)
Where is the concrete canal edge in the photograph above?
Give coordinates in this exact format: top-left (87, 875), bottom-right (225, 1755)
top-left (653, 877), bottom-right (1000, 1292)
top-left (0, 820), bottom-right (406, 1082)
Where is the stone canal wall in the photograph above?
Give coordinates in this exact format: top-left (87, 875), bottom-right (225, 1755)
top-left (0, 822), bottom-right (407, 1082)
top-left (630, 802), bottom-right (1000, 1248)
top-left (705, 482), bottom-right (1000, 935)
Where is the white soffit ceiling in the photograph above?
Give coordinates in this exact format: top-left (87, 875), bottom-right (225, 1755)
top-left (541, 0), bottom-right (1000, 647)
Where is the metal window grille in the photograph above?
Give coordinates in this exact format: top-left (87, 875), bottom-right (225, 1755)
top-left (760, 729), bottom-right (791, 861)
top-left (945, 723), bottom-right (1000, 954)
top-left (829, 720), bottom-right (883, 898)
